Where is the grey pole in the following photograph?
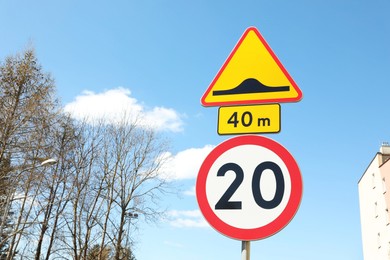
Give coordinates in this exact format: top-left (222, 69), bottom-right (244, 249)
top-left (241, 241), bottom-right (250, 260)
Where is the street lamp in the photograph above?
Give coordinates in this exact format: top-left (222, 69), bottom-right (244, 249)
top-left (126, 212), bottom-right (138, 219)
top-left (40, 158), bottom-right (57, 166)
top-left (123, 211), bottom-right (139, 254)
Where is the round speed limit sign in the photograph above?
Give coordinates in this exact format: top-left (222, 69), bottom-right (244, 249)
top-left (196, 135), bottom-right (302, 241)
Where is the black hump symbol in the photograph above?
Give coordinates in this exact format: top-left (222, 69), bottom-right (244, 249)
top-left (212, 78), bottom-right (289, 96)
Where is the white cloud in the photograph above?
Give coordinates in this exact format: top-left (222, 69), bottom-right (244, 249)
top-left (144, 106), bottom-right (184, 133)
top-left (168, 210), bottom-right (208, 228)
top-left (161, 145), bottom-right (215, 180)
top-left (63, 87), bottom-right (184, 132)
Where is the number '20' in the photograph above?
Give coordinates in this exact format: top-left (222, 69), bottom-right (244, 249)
top-left (215, 161), bottom-right (285, 210)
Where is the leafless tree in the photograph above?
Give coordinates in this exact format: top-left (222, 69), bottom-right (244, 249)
top-left (0, 48), bottom-right (59, 258)
top-left (32, 116), bottom-right (77, 260)
top-left (62, 117), bottom-right (173, 260)
top-left (97, 117), bottom-right (171, 260)
top-left (0, 49), bottom-right (174, 260)
top-left (61, 121), bottom-right (106, 260)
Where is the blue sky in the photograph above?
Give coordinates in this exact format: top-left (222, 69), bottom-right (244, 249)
top-left (1, 0), bottom-right (390, 259)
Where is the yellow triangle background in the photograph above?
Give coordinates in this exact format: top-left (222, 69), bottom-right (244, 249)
top-left (202, 27), bottom-right (301, 106)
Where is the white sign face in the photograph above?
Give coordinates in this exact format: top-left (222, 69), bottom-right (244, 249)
top-left (206, 144), bottom-right (291, 229)
top-left (196, 135), bottom-right (302, 241)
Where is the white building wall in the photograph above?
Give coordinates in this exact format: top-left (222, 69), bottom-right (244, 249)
top-left (359, 153), bottom-right (390, 259)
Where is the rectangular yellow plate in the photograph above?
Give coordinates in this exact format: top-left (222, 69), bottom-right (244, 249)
top-left (218, 104), bottom-right (281, 135)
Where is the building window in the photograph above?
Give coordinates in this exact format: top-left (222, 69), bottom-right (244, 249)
top-left (378, 232), bottom-right (381, 249)
top-left (383, 178), bottom-right (387, 194)
top-left (386, 209), bottom-right (390, 225)
top-left (373, 173), bottom-right (376, 189)
top-left (375, 202), bottom-right (378, 218)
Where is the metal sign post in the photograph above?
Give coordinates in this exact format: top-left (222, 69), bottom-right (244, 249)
top-left (241, 241), bottom-right (250, 260)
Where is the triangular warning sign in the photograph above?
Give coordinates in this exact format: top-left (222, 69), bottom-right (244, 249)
top-left (201, 27), bottom-right (302, 107)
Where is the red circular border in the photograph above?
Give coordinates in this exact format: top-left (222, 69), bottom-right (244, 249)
top-left (196, 135), bottom-right (302, 241)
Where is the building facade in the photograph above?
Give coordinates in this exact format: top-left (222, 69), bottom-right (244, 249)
top-left (358, 143), bottom-right (390, 259)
